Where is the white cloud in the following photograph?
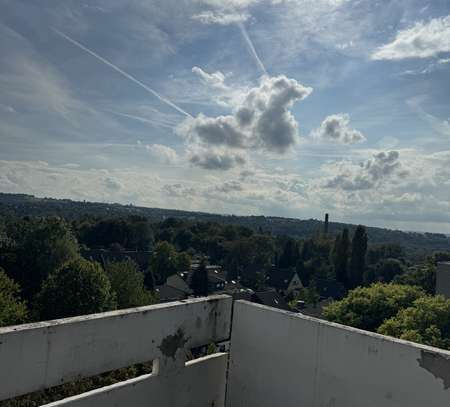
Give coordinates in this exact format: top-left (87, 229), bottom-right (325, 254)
top-left (372, 15), bottom-right (450, 60)
top-left (312, 113), bottom-right (366, 144)
top-left (188, 146), bottom-right (247, 170)
top-left (191, 66), bottom-right (248, 108)
top-left (192, 66), bottom-right (228, 90)
top-left (323, 151), bottom-right (406, 191)
top-left (145, 144), bottom-right (178, 164)
top-left (178, 75), bottom-right (312, 169)
top-left (192, 10), bottom-right (250, 25)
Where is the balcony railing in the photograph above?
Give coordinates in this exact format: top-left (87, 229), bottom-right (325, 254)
top-left (1, 295), bottom-right (450, 406)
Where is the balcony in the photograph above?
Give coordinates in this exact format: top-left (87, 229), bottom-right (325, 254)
top-left (1, 295), bottom-right (450, 406)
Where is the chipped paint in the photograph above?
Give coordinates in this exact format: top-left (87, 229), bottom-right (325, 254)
top-left (158, 328), bottom-right (188, 360)
top-left (418, 350), bottom-right (450, 389)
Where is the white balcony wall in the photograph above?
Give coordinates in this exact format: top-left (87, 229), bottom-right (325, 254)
top-left (226, 300), bottom-right (450, 407)
top-left (42, 353), bottom-right (228, 407)
top-left (0, 295), bottom-right (232, 403)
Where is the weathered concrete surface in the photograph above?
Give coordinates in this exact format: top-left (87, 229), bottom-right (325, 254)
top-left (226, 301), bottom-right (450, 407)
top-left (436, 262), bottom-right (450, 299)
top-left (42, 353), bottom-right (228, 407)
top-left (0, 295), bottom-right (232, 401)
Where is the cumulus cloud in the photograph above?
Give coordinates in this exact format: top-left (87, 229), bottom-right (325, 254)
top-left (372, 15), bottom-right (450, 60)
top-left (192, 66), bottom-right (228, 90)
top-left (188, 147), bottom-right (247, 170)
top-left (179, 75), bottom-right (312, 170)
top-left (145, 143), bottom-right (178, 164)
top-left (324, 151), bottom-right (406, 190)
top-left (312, 113), bottom-right (366, 144)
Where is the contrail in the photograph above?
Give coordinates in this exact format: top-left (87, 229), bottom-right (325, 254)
top-left (238, 22), bottom-right (267, 76)
top-left (104, 109), bottom-right (178, 129)
top-left (52, 28), bottom-right (193, 118)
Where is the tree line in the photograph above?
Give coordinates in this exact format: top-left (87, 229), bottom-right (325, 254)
top-left (0, 213), bottom-right (448, 351)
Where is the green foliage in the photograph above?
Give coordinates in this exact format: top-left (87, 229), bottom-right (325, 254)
top-left (225, 235), bottom-right (275, 288)
top-left (289, 285), bottom-right (320, 308)
top-left (13, 218), bottom-right (79, 300)
top-left (364, 258), bottom-right (406, 285)
top-left (105, 260), bottom-right (155, 309)
top-left (35, 258), bottom-right (116, 320)
top-left (0, 363), bottom-right (153, 407)
top-left (367, 244), bottom-right (404, 265)
top-left (332, 228), bottom-right (350, 287)
top-left (0, 269), bottom-right (28, 327)
top-left (176, 252), bottom-right (192, 272)
top-left (77, 216), bottom-right (153, 251)
top-left (378, 295), bottom-right (450, 350)
top-left (278, 238), bottom-right (299, 268)
top-left (323, 283), bottom-right (426, 332)
top-left (432, 251), bottom-right (450, 263)
top-left (190, 260), bottom-right (209, 296)
top-left (149, 241), bottom-right (178, 284)
top-left (349, 225), bottom-right (368, 289)
top-left (393, 264), bottom-right (436, 294)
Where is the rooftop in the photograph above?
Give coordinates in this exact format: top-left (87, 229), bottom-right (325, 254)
top-left (1, 295), bottom-right (450, 406)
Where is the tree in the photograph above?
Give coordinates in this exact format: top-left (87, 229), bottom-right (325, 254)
top-left (393, 264), bottom-right (436, 294)
top-left (105, 260), bottom-right (155, 309)
top-left (14, 218), bottom-right (79, 300)
top-left (323, 283), bottom-right (426, 332)
top-left (333, 228), bottom-right (350, 287)
top-left (349, 225), bottom-right (368, 289)
top-left (176, 252), bottom-right (192, 272)
top-left (378, 295), bottom-right (450, 350)
top-left (367, 244), bottom-right (404, 265)
top-left (190, 260), bottom-right (209, 296)
top-left (35, 258), bottom-right (116, 320)
top-left (364, 258), bottom-right (406, 285)
top-left (149, 241), bottom-right (178, 284)
top-left (0, 269), bottom-right (28, 327)
top-left (278, 239), bottom-right (299, 268)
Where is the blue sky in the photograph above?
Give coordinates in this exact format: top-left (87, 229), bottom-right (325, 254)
top-left (0, 0), bottom-right (449, 232)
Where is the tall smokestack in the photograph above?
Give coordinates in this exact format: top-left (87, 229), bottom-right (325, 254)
top-left (324, 213), bottom-right (329, 234)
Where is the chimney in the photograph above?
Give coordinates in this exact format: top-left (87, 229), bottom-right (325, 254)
top-left (324, 213), bottom-right (329, 235)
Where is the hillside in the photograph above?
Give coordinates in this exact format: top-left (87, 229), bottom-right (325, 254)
top-left (0, 192), bottom-right (449, 255)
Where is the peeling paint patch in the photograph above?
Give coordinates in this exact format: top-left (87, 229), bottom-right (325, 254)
top-left (158, 328), bottom-right (188, 360)
top-left (417, 350), bottom-right (450, 389)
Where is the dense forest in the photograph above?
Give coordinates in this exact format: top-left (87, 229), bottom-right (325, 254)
top-left (1, 210), bottom-right (448, 326)
top-left (1, 193), bottom-right (449, 258)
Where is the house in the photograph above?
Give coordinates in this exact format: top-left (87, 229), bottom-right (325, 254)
top-left (154, 273), bottom-right (193, 303)
top-left (154, 284), bottom-right (188, 303)
top-left (251, 290), bottom-right (291, 311)
top-left (266, 268), bottom-right (303, 296)
top-left (185, 264), bottom-right (227, 293)
top-left (166, 274), bottom-right (192, 296)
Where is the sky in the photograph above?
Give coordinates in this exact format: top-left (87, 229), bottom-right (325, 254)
top-left (0, 0), bottom-right (449, 233)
